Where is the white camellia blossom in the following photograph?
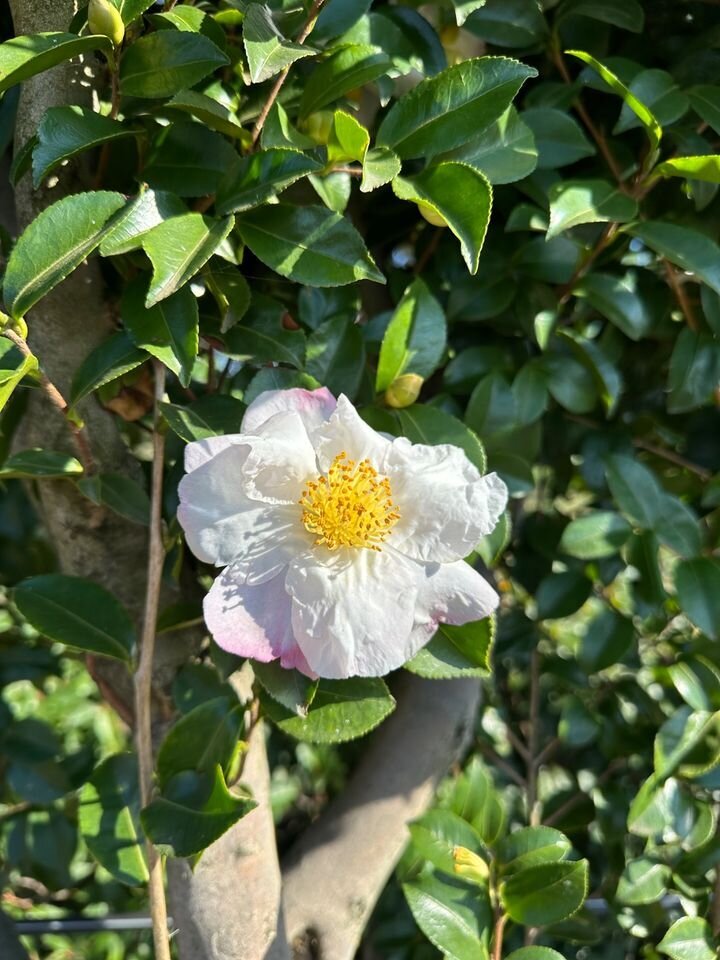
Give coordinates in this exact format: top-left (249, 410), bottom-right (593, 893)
top-left (178, 388), bottom-right (508, 679)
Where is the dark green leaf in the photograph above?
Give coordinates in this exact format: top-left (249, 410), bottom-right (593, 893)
top-left (573, 271), bottom-right (654, 340)
top-left (243, 2), bottom-right (315, 83)
top-left (668, 329), bottom-right (720, 413)
top-left (405, 616), bottom-right (493, 679)
top-left (547, 179), bottom-right (637, 238)
top-left (144, 122), bottom-right (238, 198)
top-left (0, 449), bottom-right (83, 480)
top-left (376, 278), bottom-right (446, 391)
top-left (688, 85), bottom-right (720, 136)
top-left (579, 609), bottom-right (634, 672)
top-left (216, 148), bottom-right (322, 215)
top-left (522, 107), bottom-right (595, 168)
top-left (223, 294), bottom-right (305, 368)
top-left (70, 331), bottom-right (146, 407)
top-left (33, 106), bottom-right (130, 187)
top-left (253, 661), bottom-right (318, 716)
top-left (496, 826), bottom-right (571, 877)
top-left (396, 404), bottom-right (487, 473)
top-left (441, 106), bottom-right (538, 185)
top-left (466, 0), bottom-right (548, 48)
top-left (160, 396), bottom-right (246, 442)
top-left (559, 0), bottom-right (644, 32)
top-left (77, 473), bottom-right (150, 526)
top-left (559, 512), bottom-right (631, 559)
top-left (299, 44), bottom-right (391, 118)
top-left (500, 860), bottom-right (588, 925)
top-left (615, 69), bottom-right (688, 134)
top-left (120, 31), bottom-right (229, 98)
top-left (657, 917), bottom-right (716, 960)
top-left (675, 558), bottom-right (720, 640)
top-left (403, 876), bottom-right (491, 960)
top-left (0, 32), bottom-right (112, 95)
top-left (122, 277), bottom-right (198, 385)
top-left (156, 697), bottom-right (244, 788)
top-left (536, 572), bottom-right (592, 620)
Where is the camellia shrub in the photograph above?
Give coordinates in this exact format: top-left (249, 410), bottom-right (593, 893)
top-left (0, 0), bottom-right (719, 959)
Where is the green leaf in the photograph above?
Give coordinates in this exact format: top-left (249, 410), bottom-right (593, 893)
top-left (675, 558), bottom-right (720, 640)
top-left (615, 856), bottom-right (670, 905)
top-left (14, 574), bottom-right (135, 662)
top-left (216, 148), bottom-right (322, 215)
top-left (0, 351), bottom-right (37, 413)
top-left (305, 314), bottom-right (365, 398)
top-left (78, 754), bottom-right (148, 887)
top-left (579, 609), bottom-right (634, 672)
top-left (654, 155), bottom-right (720, 184)
top-left (121, 277), bottom-right (198, 386)
top-left (655, 707), bottom-right (720, 780)
top-left (259, 677), bottom-right (395, 744)
top-left (566, 50), bottom-right (661, 158)
top-left (500, 860), bottom-right (588, 925)
top-left (3, 191), bottom-right (126, 320)
top-left (70, 331), bottom-right (146, 407)
top-left (157, 698), bottom-right (243, 789)
top-left (536, 571), bottom-right (592, 620)
top-left (453, 1), bottom-right (487, 27)
top-left (409, 809), bottom-right (485, 878)
top-left (377, 56), bottom-right (537, 160)
top-left (299, 44), bottom-right (391, 119)
top-left (558, 0), bottom-right (644, 32)
top-left (466, 0), bottom-right (548, 48)
top-left (223, 295), bottom-right (306, 369)
top-left (658, 917), bottom-right (717, 960)
top-left (668, 329), bottom-right (720, 413)
top-left (547, 180), bottom-right (637, 239)
top-left (405, 617), bottom-right (493, 679)
top-left (615, 69), bottom-right (688, 134)
top-left (688, 86), bottom-right (720, 136)
top-left (120, 31), bottom-right (229, 98)
top-left (166, 89), bottom-right (243, 140)
top-left (236, 204), bottom-right (384, 286)
top-left (141, 766), bottom-right (256, 858)
top-left (496, 826), bottom-right (572, 877)
top-left (522, 107), bottom-right (595, 168)
top-left (99, 189), bottom-right (187, 257)
top-left (243, 2), bottom-right (315, 83)
top-left (506, 950), bottom-right (567, 960)
top-left (253, 661), bottom-right (318, 716)
top-left (396, 404), bottom-right (487, 473)
top-left (361, 146), bottom-right (402, 193)
top-left (33, 106), bottom-right (130, 187)
top-left (0, 32), bottom-right (113, 95)
top-left (160, 396), bottom-right (246, 442)
top-left (77, 473), bottom-right (150, 526)
top-left (403, 876), bottom-right (491, 960)
top-left (144, 121), bottom-right (238, 198)
top-left (141, 213), bottom-right (234, 307)
top-left (559, 511), bottom-right (631, 559)
top-left (206, 262), bottom-right (251, 334)
top-left (627, 221), bottom-right (720, 297)
top-left (114, 0), bottom-right (156, 24)
top-left (393, 162), bottom-right (492, 274)
top-left (314, 0), bottom-right (372, 40)
top-left (0, 449), bottom-right (83, 480)
top-left (261, 101), bottom-right (315, 151)
top-left (328, 110), bottom-right (369, 165)
top-left (573, 271), bottom-right (654, 340)
top-left (448, 760), bottom-right (505, 844)
top-left (376, 278), bottom-right (446, 392)
top-left (441, 106), bottom-right (538, 185)
top-left (670, 657), bottom-right (720, 713)
top-left (542, 352), bottom-right (597, 413)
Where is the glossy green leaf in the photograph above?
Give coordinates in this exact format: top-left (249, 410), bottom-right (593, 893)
top-left (657, 917), bottom-right (717, 960)
top-left (627, 221), bottom-right (720, 297)
top-left (216, 148), bottom-right (322, 215)
top-left (243, 2), bottom-right (314, 83)
top-left (559, 511), bottom-right (631, 559)
top-left (0, 449), bottom-right (82, 480)
top-left (70, 331), bottom-right (145, 407)
top-left (448, 760), bottom-right (505, 844)
top-left (655, 707), bottom-right (720, 780)
top-left (615, 69), bottom-right (688, 135)
top-left (441, 106), bottom-right (538, 184)
top-left (141, 213), bottom-right (234, 307)
top-left (403, 876), bottom-right (491, 960)
top-left (0, 351), bottom-right (37, 413)
top-left (99, 189), bottom-right (187, 257)
top-left (236, 204), bottom-right (384, 286)
top-left (466, 0), bottom-right (548, 47)
top-left (299, 44), bottom-right (391, 118)
top-left (328, 110), bottom-right (369, 165)
top-left (522, 107), bottom-right (595, 168)
top-left (77, 473), bottom-right (150, 526)
top-left (160, 396), bottom-right (246, 442)
top-left (223, 295), bottom-right (305, 368)
top-left (668, 330), bottom-right (720, 413)
top-left (253, 661), bottom-right (318, 716)
top-left (675, 558), bottom-right (720, 640)
top-left (500, 860), bottom-right (588, 925)
top-left (409, 809), bottom-right (485, 878)
top-left (396, 404), bottom-right (487, 473)
top-left (361, 146), bottom-right (401, 193)
top-left (496, 826), bottom-right (572, 877)
top-left (615, 856), bottom-right (669, 905)
top-left (166, 89), bottom-right (243, 139)
top-left (405, 617), bottom-right (493, 679)
top-left (393, 162), bottom-right (492, 274)
top-left (547, 179), bottom-right (637, 238)
top-left (3, 191), bottom-right (126, 320)
top-left (536, 571), bottom-right (592, 619)
top-left (573, 271), bottom-right (654, 340)
top-left (669, 657), bottom-right (720, 713)
top-left (121, 277), bottom-right (198, 385)
top-left (654, 155), bottom-right (720, 184)
top-left (305, 314), bottom-right (365, 398)
top-left (78, 754), bottom-right (148, 886)
top-left (14, 574), bottom-right (135, 662)
top-left (558, 0), bottom-right (643, 31)
top-left (114, 0), bottom-right (156, 24)
top-left (259, 677), bottom-right (395, 744)
top-left (506, 950), bottom-right (567, 960)
top-left (579, 609), bottom-right (634, 672)
top-left (688, 85), bottom-right (720, 136)
top-left (377, 56), bottom-right (537, 160)
top-left (33, 106), bottom-right (130, 187)
top-left (0, 32), bottom-right (112, 95)
top-left (144, 122), bottom-right (238, 199)
top-left (376, 278), bottom-right (446, 392)
top-left (120, 31), bottom-right (229, 98)
top-left (156, 698), bottom-right (243, 789)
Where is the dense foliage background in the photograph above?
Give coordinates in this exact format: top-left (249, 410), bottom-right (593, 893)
top-left (0, 0), bottom-right (719, 958)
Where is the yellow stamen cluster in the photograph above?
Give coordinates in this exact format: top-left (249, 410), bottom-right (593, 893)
top-left (299, 452), bottom-right (400, 551)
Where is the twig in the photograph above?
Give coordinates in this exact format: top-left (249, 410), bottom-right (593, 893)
top-left (557, 222), bottom-right (619, 305)
top-left (544, 758), bottom-right (626, 827)
top-left (492, 912), bottom-right (508, 960)
top-left (534, 735), bottom-right (560, 770)
top-left (332, 165), bottom-right (363, 177)
top-left (3, 328), bottom-right (95, 474)
top-left (477, 739), bottom-right (526, 788)
top-left (134, 360), bottom-right (171, 960)
top-left (250, 0), bottom-right (328, 148)
top-left (506, 725), bottom-right (530, 762)
top-left (663, 260), bottom-right (700, 332)
top-left (414, 227), bottom-right (443, 276)
top-left (526, 649), bottom-right (542, 826)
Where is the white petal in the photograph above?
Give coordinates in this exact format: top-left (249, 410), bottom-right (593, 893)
top-left (413, 559), bottom-right (499, 637)
top-left (184, 435), bottom-right (246, 474)
top-left (242, 386), bottom-right (336, 434)
top-left (384, 438), bottom-right (508, 562)
top-left (241, 410), bottom-right (318, 504)
top-left (286, 546), bottom-right (422, 679)
top-left (178, 444), bottom-right (309, 579)
top-left (313, 394), bottom-right (391, 471)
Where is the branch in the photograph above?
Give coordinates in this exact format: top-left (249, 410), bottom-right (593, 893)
top-left (134, 362), bottom-right (171, 960)
top-left (663, 260), bottom-right (700, 332)
top-left (281, 673), bottom-right (481, 960)
top-left (167, 722), bottom-right (290, 960)
top-left (250, 0), bottom-right (328, 148)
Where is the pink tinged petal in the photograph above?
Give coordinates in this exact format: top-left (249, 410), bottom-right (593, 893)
top-left (240, 410), bottom-right (318, 505)
top-left (177, 444), bottom-right (309, 579)
top-left (312, 394), bottom-right (391, 472)
top-left (286, 546), bottom-right (423, 679)
top-left (384, 438), bottom-right (508, 563)
top-left (242, 387), bottom-right (337, 434)
top-left (184, 435), bottom-right (247, 474)
top-left (204, 567), bottom-right (296, 663)
top-left (413, 559), bottom-right (499, 638)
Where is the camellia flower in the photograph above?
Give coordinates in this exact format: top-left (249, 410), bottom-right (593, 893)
top-left (178, 388), bottom-right (507, 679)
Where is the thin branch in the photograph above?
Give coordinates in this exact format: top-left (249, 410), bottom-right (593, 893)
top-left (250, 0), bottom-right (328, 148)
top-left (526, 649), bottom-right (542, 826)
top-left (134, 360), bottom-right (171, 960)
top-left (3, 328), bottom-right (95, 474)
top-left (332, 165), bottom-right (363, 177)
top-left (544, 758), bottom-right (626, 827)
top-left (414, 227), bottom-right (443, 276)
top-left (491, 912), bottom-right (508, 960)
top-left (506, 725), bottom-right (530, 762)
top-left (477, 739), bottom-right (526, 788)
top-left (557, 222), bottom-right (619, 306)
top-left (534, 736), bottom-right (560, 770)
top-left (663, 260), bottom-right (700, 332)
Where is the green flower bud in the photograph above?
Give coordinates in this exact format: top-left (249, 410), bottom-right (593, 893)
top-left (384, 373), bottom-right (424, 409)
top-left (417, 201), bottom-right (448, 228)
top-left (88, 0), bottom-right (125, 47)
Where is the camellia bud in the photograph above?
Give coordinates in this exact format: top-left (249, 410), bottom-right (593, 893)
top-left (416, 201), bottom-right (448, 227)
top-left (385, 373), bottom-right (424, 409)
top-left (88, 0), bottom-right (125, 47)
top-left (453, 846), bottom-right (490, 884)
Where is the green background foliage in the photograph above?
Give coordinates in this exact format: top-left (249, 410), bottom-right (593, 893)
top-left (0, 0), bottom-right (719, 957)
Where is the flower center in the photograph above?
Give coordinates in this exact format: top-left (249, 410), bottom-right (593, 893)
top-left (299, 452), bottom-right (400, 551)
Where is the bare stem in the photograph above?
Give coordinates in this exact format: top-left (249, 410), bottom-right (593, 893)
top-left (663, 260), bottom-right (700, 332)
top-left (526, 648), bottom-right (542, 826)
top-left (3, 328), bottom-right (95, 474)
top-left (491, 912), bottom-right (508, 960)
top-left (557, 222), bottom-right (619, 306)
top-left (134, 360), bottom-right (171, 960)
top-left (414, 227), bottom-right (443, 276)
top-left (250, 0), bottom-right (328, 148)
top-left (477, 739), bottom-right (526, 788)
top-left (544, 758), bottom-right (626, 827)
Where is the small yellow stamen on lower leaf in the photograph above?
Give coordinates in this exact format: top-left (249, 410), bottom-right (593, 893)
top-left (299, 453), bottom-right (400, 551)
